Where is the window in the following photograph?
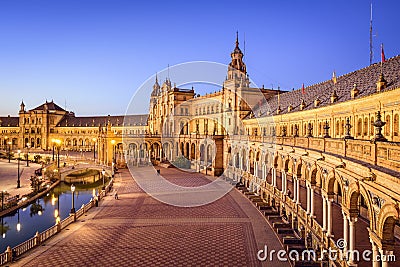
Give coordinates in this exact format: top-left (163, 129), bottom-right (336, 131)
top-left (385, 115), bottom-right (390, 136)
top-left (363, 118), bottom-right (369, 136)
top-left (394, 114), bottom-right (399, 136)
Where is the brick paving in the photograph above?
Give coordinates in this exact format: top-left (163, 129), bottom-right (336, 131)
top-left (0, 159), bottom-right (41, 198)
top-left (13, 168), bottom-right (290, 267)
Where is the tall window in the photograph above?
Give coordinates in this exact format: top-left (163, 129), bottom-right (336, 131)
top-left (363, 118), bottom-right (369, 136)
top-left (394, 114), bottom-right (399, 136)
top-left (385, 115), bottom-right (391, 136)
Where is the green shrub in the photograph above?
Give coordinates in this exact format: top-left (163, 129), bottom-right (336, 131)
top-left (172, 156), bottom-right (191, 169)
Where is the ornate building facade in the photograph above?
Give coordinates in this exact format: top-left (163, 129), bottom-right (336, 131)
top-left (1, 36), bottom-right (400, 266)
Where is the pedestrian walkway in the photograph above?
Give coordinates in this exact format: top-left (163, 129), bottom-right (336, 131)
top-left (0, 159), bottom-right (41, 197)
top-left (12, 168), bottom-right (290, 267)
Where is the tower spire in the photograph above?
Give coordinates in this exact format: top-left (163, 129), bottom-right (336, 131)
top-left (236, 31), bottom-right (239, 48)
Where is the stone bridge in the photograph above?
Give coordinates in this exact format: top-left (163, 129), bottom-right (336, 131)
top-left (60, 163), bottom-right (112, 181)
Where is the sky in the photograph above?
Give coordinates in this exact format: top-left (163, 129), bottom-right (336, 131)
top-left (0, 0), bottom-right (399, 116)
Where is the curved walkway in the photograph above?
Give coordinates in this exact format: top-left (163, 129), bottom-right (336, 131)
top-left (12, 168), bottom-right (289, 267)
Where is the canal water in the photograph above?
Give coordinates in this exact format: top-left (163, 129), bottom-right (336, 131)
top-left (0, 180), bottom-right (107, 252)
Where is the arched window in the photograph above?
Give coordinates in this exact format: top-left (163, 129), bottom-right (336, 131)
top-left (370, 116), bottom-right (375, 136)
top-left (394, 114), bottom-right (399, 136)
top-left (385, 115), bottom-right (391, 136)
top-left (363, 118), bottom-right (369, 136)
top-left (336, 120), bottom-right (339, 136)
top-left (357, 118), bottom-right (362, 136)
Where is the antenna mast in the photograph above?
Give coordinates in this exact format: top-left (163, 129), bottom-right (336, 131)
top-left (369, 2), bottom-right (373, 65)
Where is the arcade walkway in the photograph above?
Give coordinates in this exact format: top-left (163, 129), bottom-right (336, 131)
top-left (12, 168), bottom-right (289, 267)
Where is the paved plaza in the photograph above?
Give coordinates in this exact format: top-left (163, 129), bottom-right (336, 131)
top-left (0, 159), bottom-right (41, 198)
top-left (12, 167), bottom-right (290, 267)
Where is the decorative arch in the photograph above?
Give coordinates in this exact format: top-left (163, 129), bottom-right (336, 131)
top-left (308, 164), bottom-right (318, 185)
top-left (347, 183), bottom-right (375, 228)
top-left (376, 204), bottom-right (399, 242)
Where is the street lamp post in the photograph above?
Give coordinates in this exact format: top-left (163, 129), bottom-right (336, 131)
top-left (3, 136), bottom-right (7, 151)
top-left (70, 184), bottom-right (75, 214)
top-left (26, 143), bottom-right (30, 167)
top-left (7, 141), bottom-right (12, 163)
top-left (51, 139), bottom-right (55, 162)
top-left (102, 169), bottom-right (105, 190)
top-left (57, 145), bottom-right (60, 168)
top-left (92, 138), bottom-right (97, 163)
top-left (17, 150), bottom-right (21, 188)
top-left (111, 140), bottom-right (116, 177)
top-left (1, 191), bottom-right (4, 211)
top-left (53, 139), bottom-right (61, 168)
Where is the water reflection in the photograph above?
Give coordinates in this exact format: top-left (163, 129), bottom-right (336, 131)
top-left (0, 180), bottom-right (106, 252)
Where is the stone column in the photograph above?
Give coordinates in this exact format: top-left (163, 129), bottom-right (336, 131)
top-left (348, 217), bottom-right (357, 264)
top-left (370, 239), bottom-right (379, 267)
top-left (342, 211), bottom-right (348, 253)
top-left (327, 198), bottom-right (332, 236)
top-left (296, 178), bottom-right (300, 204)
top-left (261, 163), bottom-right (265, 180)
top-left (293, 175), bottom-right (297, 201)
top-left (380, 249), bottom-right (394, 267)
top-left (282, 171), bottom-right (287, 195)
top-left (322, 195), bottom-right (327, 231)
top-left (306, 185), bottom-right (310, 214)
top-left (310, 186), bottom-right (315, 216)
top-left (272, 168), bottom-right (276, 187)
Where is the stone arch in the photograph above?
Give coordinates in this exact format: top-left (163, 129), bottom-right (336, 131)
top-left (315, 167), bottom-right (323, 188)
top-left (347, 183), bottom-right (375, 228)
top-left (376, 204), bottom-right (399, 244)
top-left (326, 171), bottom-right (344, 204)
top-left (308, 164), bottom-right (318, 185)
top-left (282, 157), bottom-right (290, 172)
top-left (273, 153), bottom-right (279, 168)
top-left (294, 159), bottom-right (302, 178)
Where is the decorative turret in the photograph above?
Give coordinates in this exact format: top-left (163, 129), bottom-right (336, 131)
top-left (351, 83), bottom-right (359, 99)
top-left (300, 99), bottom-right (306, 110)
top-left (330, 89), bottom-right (338, 103)
top-left (376, 73), bottom-right (387, 92)
top-left (151, 74), bottom-right (160, 97)
top-left (314, 97), bottom-right (320, 107)
top-left (19, 100), bottom-right (25, 113)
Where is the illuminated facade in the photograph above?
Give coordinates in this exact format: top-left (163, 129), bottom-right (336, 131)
top-left (1, 36), bottom-right (400, 266)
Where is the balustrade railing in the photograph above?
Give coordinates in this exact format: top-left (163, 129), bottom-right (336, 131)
top-left (0, 177), bottom-right (114, 265)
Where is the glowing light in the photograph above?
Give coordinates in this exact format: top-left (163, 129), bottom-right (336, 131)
top-left (17, 223), bottom-right (21, 232)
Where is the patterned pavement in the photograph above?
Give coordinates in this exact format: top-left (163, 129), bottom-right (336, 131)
top-left (13, 168), bottom-right (290, 267)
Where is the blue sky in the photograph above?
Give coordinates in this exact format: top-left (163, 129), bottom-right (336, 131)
top-left (0, 0), bottom-right (398, 116)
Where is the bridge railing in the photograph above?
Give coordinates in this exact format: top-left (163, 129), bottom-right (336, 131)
top-left (0, 177), bottom-right (114, 266)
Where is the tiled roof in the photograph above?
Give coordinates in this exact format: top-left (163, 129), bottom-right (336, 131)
top-left (0, 116), bottom-right (19, 127)
top-left (56, 114), bottom-right (148, 127)
top-left (30, 100), bottom-right (66, 112)
top-left (252, 55), bottom-right (400, 118)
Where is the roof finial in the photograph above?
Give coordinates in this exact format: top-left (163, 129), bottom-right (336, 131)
top-left (155, 72), bottom-right (158, 83)
top-left (236, 31), bottom-right (239, 48)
